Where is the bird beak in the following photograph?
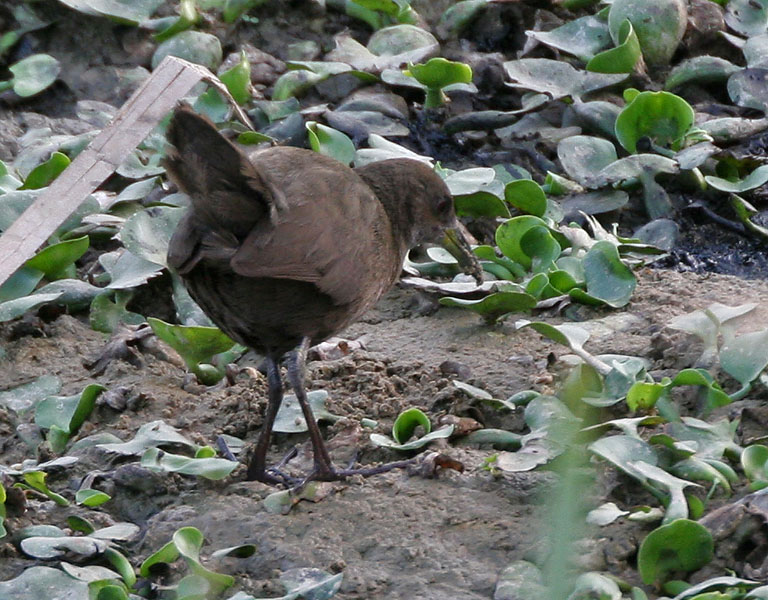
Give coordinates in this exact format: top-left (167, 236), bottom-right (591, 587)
top-left (442, 226), bottom-right (484, 285)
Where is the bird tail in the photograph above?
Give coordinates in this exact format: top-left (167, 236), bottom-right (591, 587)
top-left (164, 104), bottom-right (285, 237)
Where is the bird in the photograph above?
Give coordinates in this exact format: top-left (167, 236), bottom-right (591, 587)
top-left (164, 104), bottom-right (481, 484)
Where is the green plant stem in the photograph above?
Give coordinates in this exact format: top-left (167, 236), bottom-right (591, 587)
top-left (424, 88), bottom-right (446, 109)
top-left (728, 382), bottom-right (752, 402)
top-left (0, 80), bottom-right (13, 93)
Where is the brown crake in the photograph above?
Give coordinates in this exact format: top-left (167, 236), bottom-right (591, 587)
top-left (164, 104), bottom-right (480, 483)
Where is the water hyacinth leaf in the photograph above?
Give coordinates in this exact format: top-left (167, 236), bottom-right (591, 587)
top-left (89, 290), bottom-right (145, 334)
top-left (209, 544), bottom-right (257, 559)
top-left (140, 539), bottom-right (180, 577)
top-left (404, 57), bottom-right (473, 108)
top-left (354, 133), bottom-right (433, 166)
top-left (59, 563), bottom-right (121, 583)
top-left (587, 502), bottom-right (630, 526)
top-left (705, 165), bottom-right (768, 193)
top-left (439, 292), bottom-right (536, 323)
top-left (22, 471), bottom-right (69, 505)
top-left (520, 226), bottom-right (561, 272)
top-left (97, 420), bottom-right (199, 455)
top-left (504, 179), bottom-right (546, 217)
top-left (720, 328), bottom-right (768, 386)
top-left (75, 488), bottom-right (111, 507)
top-left (0, 374), bottom-right (61, 414)
top-left (0, 292), bottom-right (62, 323)
top-left (464, 429), bottom-right (523, 450)
top-left (665, 56), bottom-right (741, 91)
top-left (118, 206), bottom-right (185, 267)
top-left (35, 384), bottom-right (106, 435)
top-left (57, 0), bottom-right (163, 23)
top-left (503, 58), bottom-right (627, 101)
top-left (587, 19), bottom-right (641, 74)
top-left (272, 69), bottom-right (327, 100)
top-left (590, 434), bottom-right (658, 474)
top-left (495, 215), bottom-right (550, 269)
top-left (101, 249), bottom-right (164, 290)
top-left (725, 0), bottom-right (768, 38)
top-left (370, 424), bottom-right (453, 451)
top-left (516, 320), bottom-right (590, 352)
top-left (588, 154), bottom-right (679, 188)
top-left (367, 23), bottom-right (439, 64)
top-left (557, 135), bottom-right (618, 185)
top-left (172, 527), bottom-right (235, 594)
top-left (741, 445), bottom-right (768, 488)
top-left (141, 448), bottom-right (238, 480)
top-left (572, 240), bottom-right (636, 308)
top-left (608, 0), bottom-right (687, 66)
top-left (615, 91), bottom-right (695, 153)
top-left (637, 519), bottom-right (713, 584)
top-left (728, 69), bottom-right (768, 114)
top-left (153, 0), bottom-right (197, 42)
top-left (273, 389), bottom-right (342, 433)
top-left (570, 573), bottom-right (622, 600)
top-left (392, 407), bottom-right (431, 444)
top-left (20, 151), bottom-right (70, 189)
top-left (306, 122), bottom-right (356, 166)
top-left (436, 0), bottom-right (488, 39)
top-left (219, 50), bottom-right (251, 104)
top-left (151, 31), bottom-right (223, 70)
top-left (279, 568), bottom-right (344, 599)
top-left (1, 53), bottom-right (61, 97)
top-left (442, 167), bottom-right (496, 196)
top-left (0, 566), bottom-right (89, 599)
top-left (526, 14), bottom-right (611, 62)
top-left (26, 235), bottom-right (88, 281)
top-left (147, 317), bottom-right (236, 370)
top-left (745, 34), bottom-right (768, 69)
top-left (454, 191), bottom-right (510, 218)
top-left (35, 279), bottom-right (102, 311)
top-left (669, 457), bottom-right (731, 491)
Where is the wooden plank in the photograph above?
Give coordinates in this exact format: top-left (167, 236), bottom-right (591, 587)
top-left (0, 55), bottom-right (248, 289)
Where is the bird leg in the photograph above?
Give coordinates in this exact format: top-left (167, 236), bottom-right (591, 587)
top-left (246, 355), bottom-right (287, 483)
top-left (285, 337), bottom-right (336, 479)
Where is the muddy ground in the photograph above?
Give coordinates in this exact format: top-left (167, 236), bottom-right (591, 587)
top-left (2, 269), bottom-right (768, 598)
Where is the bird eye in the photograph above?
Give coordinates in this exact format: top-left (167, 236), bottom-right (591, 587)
top-left (435, 196), bottom-right (453, 215)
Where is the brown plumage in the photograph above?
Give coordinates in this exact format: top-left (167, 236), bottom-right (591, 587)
top-left (165, 104), bottom-right (480, 483)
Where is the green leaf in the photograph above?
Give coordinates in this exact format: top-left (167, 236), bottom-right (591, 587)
top-left (720, 328), bottom-right (768, 386)
top-left (405, 57), bottom-right (472, 88)
top-left (626, 382), bottom-right (667, 411)
top-left (665, 56), bottom-right (741, 91)
top-left (173, 527), bottom-right (234, 594)
top-left (22, 471), bottom-right (69, 506)
top-left (35, 383), bottom-right (106, 435)
top-left (148, 318), bottom-right (237, 377)
top-left (637, 519), bottom-right (713, 584)
top-left (219, 50), bottom-right (251, 104)
top-left (26, 235), bottom-right (88, 281)
top-left (154, 0), bottom-right (197, 42)
top-left (0, 374), bottom-right (61, 414)
top-left (615, 90), bottom-right (695, 153)
top-left (151, 30), bottom-right (223, 70)
top-left (370, 424), bottom-right (454, 451)
top-left (504, 58), bottom-right (627, 102)
top-left (705, 165), bottom-right (768, 193)
top-left (527, 14), bottom-right (611, 62)
top-left (0, 292), bottom-right (62, 323)
top-left (140, 448), bottom-right (238, 480)
top-left (6, 53), bottom-right (60, 97)
top-left (454, 191), bottom-right (510, 218)
top-left (571, 240), bottom-right (636, 308)
top-left (57, 0), bottom-right (164, 24)
top-left (608, 0), bottom-right (687, 66)
top-left (0, 567), bottom-right (88, 599)
top-left (587, 19), bottom-right (642, 73)
top-left (20, 151), bottom-right (70, 189)
top-left (439, 291), bottom-right (536, 323)
top-left (306, 122), bottom-right (356, 165)
top-left (504, 179), bottom-right (547, 217)
top-left (273, 389), bottom-right (343, 433)
top-left (557, 135), bottom-right (618, 186)
top-left (75, 488), bottom-right (111, 506)
top-left (118, 206), bottom-right (185, 267)
top-left (272, 69), bottom-right (326, 100)
top-left (495, 215), bottom-right (550, 269)
top-left (98, 420), bottom-right (199, 456)
top-left (89, 291), bottom-right (145, 334)
top-left (392, 407), bottom-right (431, 444)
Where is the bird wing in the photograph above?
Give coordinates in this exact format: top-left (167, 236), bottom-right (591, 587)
top-left (229, 160), bottom-right (392, 307)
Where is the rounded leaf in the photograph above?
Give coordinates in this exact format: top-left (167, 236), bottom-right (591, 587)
top-left (638, 519), bottom-right (713, 584)
top-left (608, 0), bottom-right (687, 66)
top-left (392, 407), bottom-right (431, 444)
